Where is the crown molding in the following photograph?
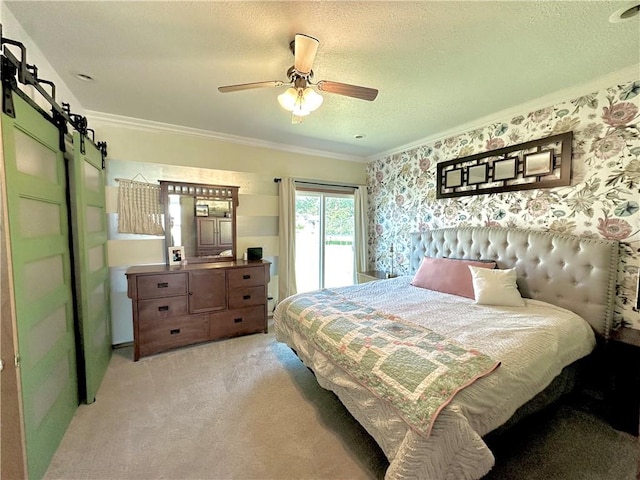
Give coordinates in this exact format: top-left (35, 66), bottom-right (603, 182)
top-left (367, 65), bottom-right (640, 162)
top-left (86, 64), bottom-right (638, 165)
top-left (85, 110), bottom-right (365, 163)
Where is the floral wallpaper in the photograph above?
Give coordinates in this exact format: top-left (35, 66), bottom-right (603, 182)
top-left (367, 79), bottom-right (640, 330)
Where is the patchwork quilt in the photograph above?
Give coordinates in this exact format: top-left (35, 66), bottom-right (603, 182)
top-left (275, 276), bottom-right (596, 480)
top-left (280, 289), bottom-right (500, 437)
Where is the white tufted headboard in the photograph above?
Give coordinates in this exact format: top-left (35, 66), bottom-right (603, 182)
top-left (410, 227), bottom-right (618, 338)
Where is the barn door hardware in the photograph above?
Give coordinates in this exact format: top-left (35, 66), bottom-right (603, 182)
top-left (0, 23), bottom-right (108, 160)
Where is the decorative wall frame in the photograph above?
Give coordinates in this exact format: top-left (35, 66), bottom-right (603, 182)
top-left (493, 157), bottom-right (518, 181)
top-left (445, 169), bottom-right (463, 188)
top-left (467, 164), bottom-right (488, 185)
top-left (523, 150), bottom-right (553, 177)
top-left (436, 132), bottom-right (573, 198)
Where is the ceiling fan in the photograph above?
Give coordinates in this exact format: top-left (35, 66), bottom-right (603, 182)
top-left (218, 33), bottom-right (378, 123)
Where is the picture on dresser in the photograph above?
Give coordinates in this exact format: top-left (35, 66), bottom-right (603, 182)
top-left (168, 246), bottom-right (185, 265)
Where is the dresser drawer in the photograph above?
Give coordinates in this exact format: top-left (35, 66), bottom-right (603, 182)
top-left (210, 305), bottom-right (266, 339)
top-left (228, 286), bottom-right (266, 309)
top-left (139, 316), bottom-right (208, 357)
top-left (137, 273), bottom-right (187, 299)
top-left (228, 266), bottom-right (265, 288)
top-left (138, 296), bottom-right (188, 322)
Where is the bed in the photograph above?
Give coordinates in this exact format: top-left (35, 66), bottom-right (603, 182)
top-left (274, 227), bottom-right (618, 480)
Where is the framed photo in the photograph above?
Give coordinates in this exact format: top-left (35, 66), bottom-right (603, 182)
top-left (444, 169), bottom-right (463, 188)
top-left (524, 150), bottom-right (553, 177)
top-left (168, 246), bottom-right (185, 266)
top-left (195, 204), bottom-right (209, 217)
top-left (493, 157), bottom-right (518, 181)
top-left (467, 164), bottom-right (488, 185)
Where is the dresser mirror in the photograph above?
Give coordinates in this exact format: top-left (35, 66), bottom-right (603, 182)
top-left (160, 180), bottom-right (239, 263)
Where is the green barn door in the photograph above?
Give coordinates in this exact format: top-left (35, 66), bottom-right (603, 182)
top-left (69, 131), bottom-right (111, 403)
top-left (2, 93), bottom-right (78, 479)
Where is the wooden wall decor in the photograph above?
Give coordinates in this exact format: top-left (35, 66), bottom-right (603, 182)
top-left (436, 131), bottom-right (573, 199)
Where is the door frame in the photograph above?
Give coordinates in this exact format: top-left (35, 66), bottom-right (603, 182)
top-left (295, 188), bottom-right (356, 290)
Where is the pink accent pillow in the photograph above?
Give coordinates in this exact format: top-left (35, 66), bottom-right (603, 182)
top-left (411, 257), bottom-right (497, 299)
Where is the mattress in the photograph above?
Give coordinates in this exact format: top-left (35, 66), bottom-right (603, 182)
top-left (274, 276), bottom-right (596, 479)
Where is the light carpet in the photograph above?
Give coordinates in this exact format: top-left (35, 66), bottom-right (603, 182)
top-left (44, 323), bottom-right (638, 480)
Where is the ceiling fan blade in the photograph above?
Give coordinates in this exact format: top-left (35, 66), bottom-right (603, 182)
top-left (316, 80), bottom-right (378, 101)
top-left (294, 34), bottom-right (319, 75)
top-left (218, 81), bottom-right (284, 93)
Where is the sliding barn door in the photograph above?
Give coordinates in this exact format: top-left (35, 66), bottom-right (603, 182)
top-left (68, 131), bottom-right (112, 403)
top-left (2, 93), bottom-right (78, 479)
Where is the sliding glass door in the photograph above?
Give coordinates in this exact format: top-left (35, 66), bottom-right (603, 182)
top-left (295, 190), bottom-right (355, 292)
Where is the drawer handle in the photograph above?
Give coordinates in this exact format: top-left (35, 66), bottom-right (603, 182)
top-left (243, 295), bottom-right (251, 300)
top-left (234, 318), bottom-right (243, 323)
top-left (157, 282), bottom-right (169, 288)
top-left (170, 328), bottom-right (181, 335)
top-left (158, 305), bottom-right (169, 312)
top-left (242, 274), bottom-right (251, 280)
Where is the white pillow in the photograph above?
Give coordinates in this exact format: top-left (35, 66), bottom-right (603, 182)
top-left (468, 266), bottom-right (525, 307)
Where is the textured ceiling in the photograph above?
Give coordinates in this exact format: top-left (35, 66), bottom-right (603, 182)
top-left (4, 1), bottom-right (639, 160)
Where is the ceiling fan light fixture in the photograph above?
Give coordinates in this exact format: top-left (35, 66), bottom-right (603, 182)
top-left (302, 87), bottom-right (323, 112)
top-left (219, 33), bottom-right (377, 125)
top-left (277, 87), bottom-right (298, 111)
top-left (292, 100), bottom-right (311, 117)
top-left (278, 86), bottom-right (322, 120)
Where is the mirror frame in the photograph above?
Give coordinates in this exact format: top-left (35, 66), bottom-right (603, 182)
top-left (159, 180), bottom-right (239, 263)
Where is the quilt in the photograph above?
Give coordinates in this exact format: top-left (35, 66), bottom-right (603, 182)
top-left (275, 276), bottom-right (597, 480)
top-left (281, 289), bottom-right (500, 437)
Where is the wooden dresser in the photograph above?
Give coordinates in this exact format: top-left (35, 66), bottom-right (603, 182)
top-left (126, 260), bottom-right (270, 360)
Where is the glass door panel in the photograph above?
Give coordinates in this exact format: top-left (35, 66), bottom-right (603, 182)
top-left (295, 194), bottom-right (321, 292)
top-left (295, 191), bottom-right (355, 292)
top-left (324, 196), bottom-right (355, 288)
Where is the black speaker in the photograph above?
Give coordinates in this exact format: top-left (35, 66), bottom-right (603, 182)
top-left (247, 247), bottom-right (263, 261)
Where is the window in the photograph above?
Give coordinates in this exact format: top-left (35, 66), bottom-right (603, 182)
top-left (295, 189), bottom-right (355, 292)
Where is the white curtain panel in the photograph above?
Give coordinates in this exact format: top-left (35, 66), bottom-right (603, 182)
top-left (354, 186), bottom-right (368, 274)
top-left (117, 180), bottom-right (164, 235)
top-left (278, 178), bottom-right (298, 302)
